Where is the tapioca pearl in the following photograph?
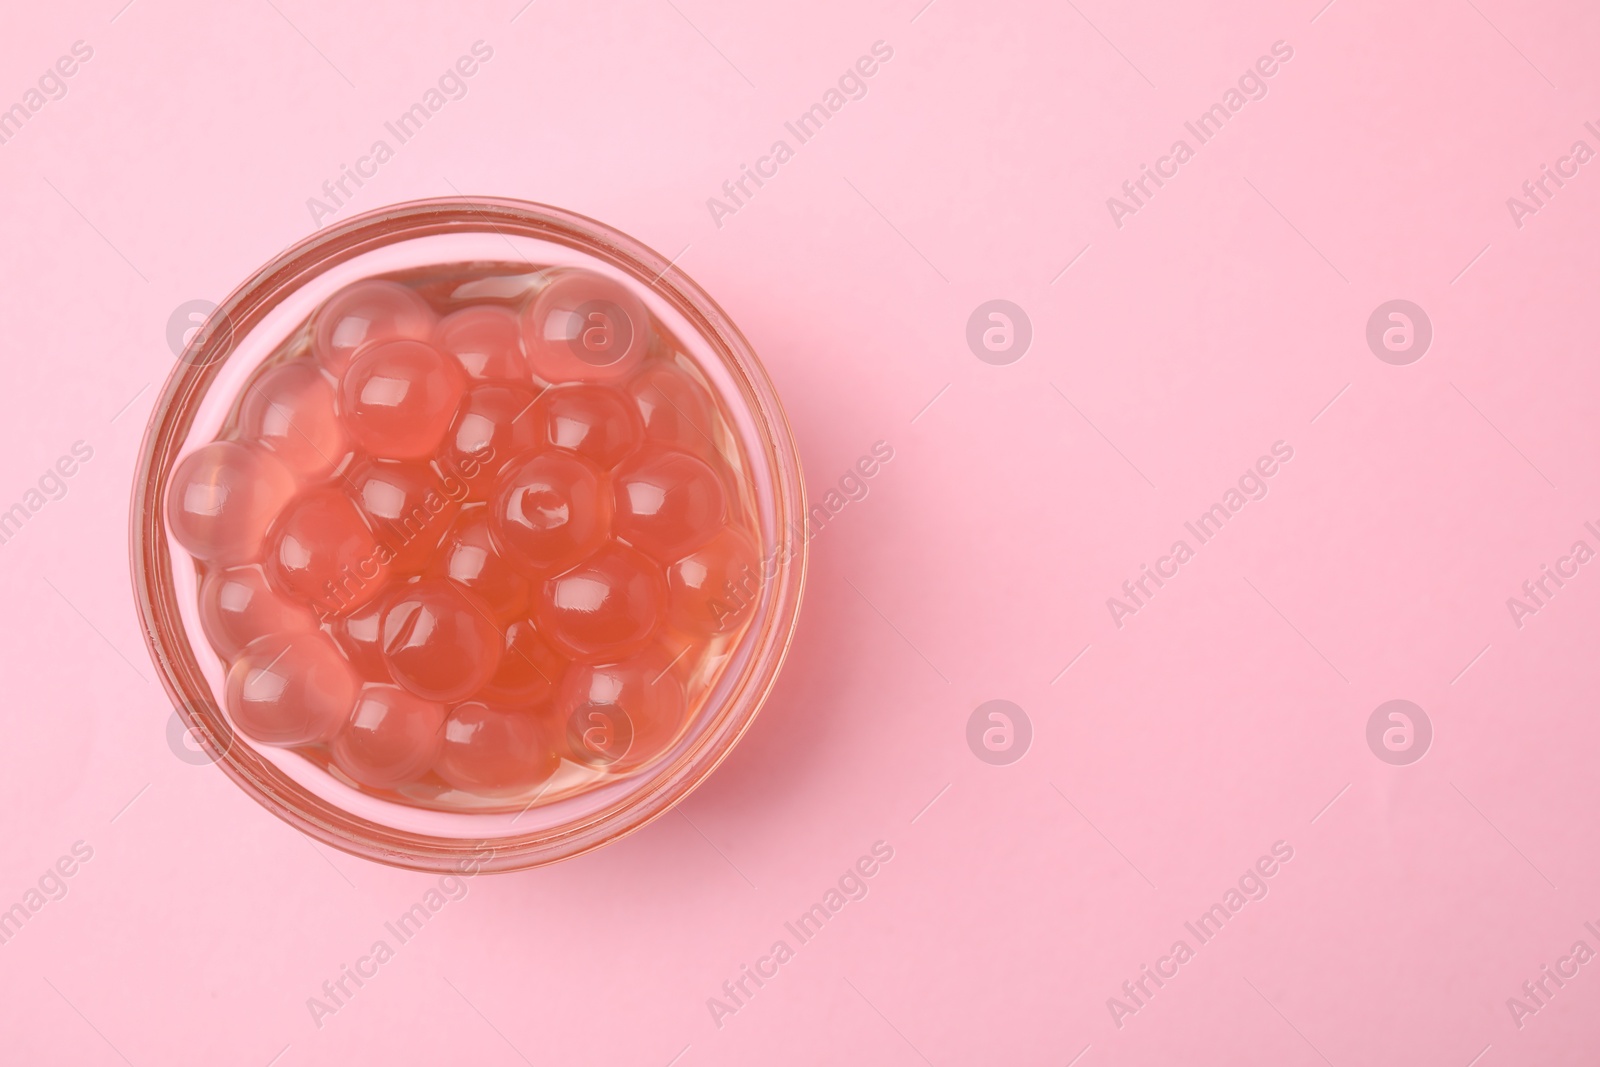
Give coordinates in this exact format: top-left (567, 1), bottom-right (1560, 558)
top-left (436, 701), bottom-right (559, 795)
top-left (266, 486), bottom-right (384, 616)
top-left (537, 383), bottom-right (644, 469)
top-left (338, 339), bottom-right (465, 460)
top-left (612, 449), bottom-right (727, 563)
top-left (428, 507), bottom-right (531, 624)
top-left (536, 542), bottom-right (667, 661)
top-left (435, 305), bottom-right (528, 382)
top-left (224, 632), bottom-right (357, 746)
top-left (237, 360), bottom-right (348, 478)
top-left (630, 376), bottom-right (738, 505)
top-left (443, 383), bottom-right (543, 498)
top-left (198, 564), bottom-right (320, 662)
top-left (313, 280), bottom-right (436, 376)
top-left (380, 579), bottom-right (503, 703)
top-left (346, 459), bottom-right (463, 574)
top-left (491, 452), bottom-right (610, 576)
top-left (521, 269), bottom-right (649, 383)
top-left (166, 441), bottom-right (296, 566)
top-left (477, 618), bottom-right (566, 706)
top-left (330, 684), bottom-right (447, 789)
top-left (330, 597), bottom-right (388, 681)
top-left (667, 527), bottom-right (762, 637)
top-left (628, 362), bottom-right (717, 455)
top-left (556, 647), bottom-right (686, 772)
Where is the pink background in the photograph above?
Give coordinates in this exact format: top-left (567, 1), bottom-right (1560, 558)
top-left (3, 0), bottom-right (1599, 1063)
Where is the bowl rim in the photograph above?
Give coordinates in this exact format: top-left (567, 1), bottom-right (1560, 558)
top-left (129, 196), bottom-right (808, 873)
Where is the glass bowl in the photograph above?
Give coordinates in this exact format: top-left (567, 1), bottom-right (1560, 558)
top-left (130, 197), bottom-right (807, 873)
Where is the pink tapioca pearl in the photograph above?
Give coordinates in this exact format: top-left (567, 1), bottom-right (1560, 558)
top-left (536, 541), bottom-right (667, 661)
top-left (199, 564), bottom-right (320, 661)
top-left (435, 305), bottom-right (528, 382)
top-left (338, 339), bottom-right (465, 460)
top-left (479, 618), bottom-right (566, 707)
top-left (330, 598), bottom-right (388, 681)
top-left (522, 269), bottom-right (649, 384)
top-left (346, 459), bottom-right (463, 574)
top-left (331, 685), bottom-right (446, 790)
top-left (381, 579), bottom-right (503, 703)
top-left (166, 441), bottom-right (296, 566)
top-left (429, 507), bottom-right (531, 624)
top-left (436, 701), bottom-right (558, 795)
top-left (313, 280), bottom-right (436, 377)
top-left (237, 359), bottom-right (348, 478)
top-left (612, 448), bottom-right (727, 562)
top-left (491, 452), bottom-right (610, 576)
top-left (557, 647), bottom-right (687, 772)
top-left (667, 527), bottom-right (762, 637)
top-left (266, 486), bottom-right (384, 616)
top-left (537, 383), bottom-right (643, 468)
top-left (627, 364), bottom-right (739, 515)
top-left (443, 382), bottom-right (543, 498)
top-left (629, 362), bottom-right (717, 455)
top-left (224, 632), bottom-right (358, 746)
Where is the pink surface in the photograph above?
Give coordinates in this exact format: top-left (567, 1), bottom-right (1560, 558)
top-left (2, 0), bottom-right (1599, 1063)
